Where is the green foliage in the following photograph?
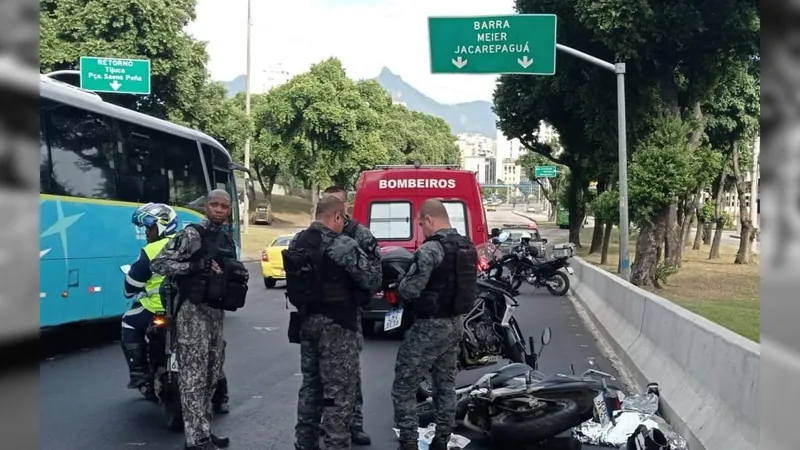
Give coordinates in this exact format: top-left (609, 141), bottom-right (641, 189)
top-left (698, 200), bottom-right (715, 223)
top-left (592, 190), bottom-right (620, 224)
top-left (654, 260), bottom-right (680, 288)
top-left (628, 117), bottom-right (698, 225)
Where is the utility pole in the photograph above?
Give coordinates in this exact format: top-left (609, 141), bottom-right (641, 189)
top-left (242, 0), bottom-right (253, 235)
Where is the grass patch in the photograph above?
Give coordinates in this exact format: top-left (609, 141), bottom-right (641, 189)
top-left (574, 226), bottom-right (760, 342)
top-left (270, 195), bottom-right (312, 227)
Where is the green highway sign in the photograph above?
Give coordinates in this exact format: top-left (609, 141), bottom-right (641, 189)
top-left (79, 56), bottom-right (151, 95)
top-left (428, 14), bottom-right (557, 75)
top-left (535, 165), bottom-right (558, 178)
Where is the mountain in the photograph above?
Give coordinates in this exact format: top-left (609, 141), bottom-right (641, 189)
top-left (222, 75), bottom-right (246, 98)
top-left (220, 68), bottom-right (498, 138)
top-left (375, 67), bottom-right (497, 138)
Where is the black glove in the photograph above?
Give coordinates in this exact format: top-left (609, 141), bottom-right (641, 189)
top-left (189, 258), bottom-right (211, 275)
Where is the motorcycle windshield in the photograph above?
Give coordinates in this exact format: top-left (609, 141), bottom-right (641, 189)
top-left (476, 242), bottom-right (500, 272)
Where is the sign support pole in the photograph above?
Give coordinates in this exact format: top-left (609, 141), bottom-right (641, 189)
top-left (556, 44), bottom-right (631, 281)
top-left (242, 0), bottom-right (253, 235)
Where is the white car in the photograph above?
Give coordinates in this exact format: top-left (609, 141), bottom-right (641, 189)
top-left (526, 205), bottom-right (536, 213)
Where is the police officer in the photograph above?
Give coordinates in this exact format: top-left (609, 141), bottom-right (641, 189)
top-left (321, 185), bottom-right (378, 446)
top-left (391, 199), bottom-right (477, 450)
top-left (122, 203), bottom-right (179, 399)
top-left (151, 189), bottom-right (241, 450)
top-left (285, 196), bottom-right (382, 450)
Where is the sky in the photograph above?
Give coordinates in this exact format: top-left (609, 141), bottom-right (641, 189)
top-left (186, 0), bottom-right (517, 104)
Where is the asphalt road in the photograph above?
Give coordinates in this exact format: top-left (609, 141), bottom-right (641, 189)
top-left (40, 209), bottom-right (621, 450)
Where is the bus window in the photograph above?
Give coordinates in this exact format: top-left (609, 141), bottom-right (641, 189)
top-left (163, 136), bottom-right (207, 214)
top-left (441, 201), bottom-right (468, 237)
top-left (39, 108), bottom-right (51, 193)
top-left (46, 103), bottom-right (118, 199)
top-left (117, 122), bottom-right (169, 204)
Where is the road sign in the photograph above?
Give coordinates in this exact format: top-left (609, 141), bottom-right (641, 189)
top-left (535, 166), bottom-right (558, 178)
top-left (79, 56), bottom-right (151, 95)
top-left (428, 14), bottom-right (557, 75)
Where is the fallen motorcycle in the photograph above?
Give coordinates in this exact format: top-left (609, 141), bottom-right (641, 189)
top-left (120, 265), bottom-right (183, 431)
top-left (417, 327), bottom-right (619, 446)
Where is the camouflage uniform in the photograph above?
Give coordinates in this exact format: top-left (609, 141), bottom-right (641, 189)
top-left (392, 228), bottom-right (464, 446)
top-left (151, 219), bottom-right (227, 448)
top-left (294, 222), bottom-right (382, 450)
top-left (342, 218), bottom-right (381, 436)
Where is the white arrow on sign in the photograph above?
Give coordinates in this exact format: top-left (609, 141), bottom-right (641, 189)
top-left (517, 56), bottom-right (533, 69)
top-left (451, 56), bottom-right (468, 69)
top-left (109, 80), bottom-right (122, 91)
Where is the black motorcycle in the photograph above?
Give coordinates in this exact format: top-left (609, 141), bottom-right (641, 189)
top-left (417, 327), bottom-right (620, 446)
top-left (491, 233), bottom-right (573, 297)
top-left (120, 266), bottom-right (183, 431)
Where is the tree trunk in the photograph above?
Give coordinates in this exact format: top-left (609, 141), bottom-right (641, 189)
top-left (656, 243), bottom-right (663, 265)
top-left (589, 221), bottom-right (604, 254)
top-left (682, 212), bottom-right (695, 247)
top-left (731, 140), bottom-right (755, 264)
top-left (692, 217), bottom-right (704, 250)
top-left (631, 206), bottom-right (670, 287)
top-left (681, 191), bottom-right (699, 247)
top-left (702, 222), bottom-right (713, 245)
top-left (709, 218), bottom-right (725, 259)
top-left (600, 221), bottom-right (613, 265)
top-left (548, 200), bottom-right (557, 221)
top-left (567, 173), bottom-right (587, 247)
top-left (310, 181), bottom-right (320, 219)
top-left (663, 201), bottom-right (682, 268)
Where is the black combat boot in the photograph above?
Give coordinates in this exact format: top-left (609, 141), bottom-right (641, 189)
top-left (212, 378), bottom-right (230, 414)
top-left (350, 426), bottom-right (371, 446)
top-left (121, 342), bottom-right (150, 389)
top-left (397, 442), bottom-right (418, 450)
top-left (185, 437), bottom-right (218, 450)
top-left (210, 433), bottom-right (230, 448)
top-left (429, 435), bottom-right (449, 450)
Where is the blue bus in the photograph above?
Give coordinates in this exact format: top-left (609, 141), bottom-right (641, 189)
top-left (39, 75), bottom-right (252, 328)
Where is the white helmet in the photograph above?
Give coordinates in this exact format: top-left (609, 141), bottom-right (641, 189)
top-left (520, 232), bottom-right (532, 241)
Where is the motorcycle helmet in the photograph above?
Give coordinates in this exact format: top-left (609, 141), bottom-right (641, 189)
top-left (132, 203), bottom-right (179, 238)
top-left (519, 232), bottom-right (532, 242)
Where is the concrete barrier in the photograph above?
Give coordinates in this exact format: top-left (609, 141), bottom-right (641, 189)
top-left (569, 258), bottom-right (759, 450)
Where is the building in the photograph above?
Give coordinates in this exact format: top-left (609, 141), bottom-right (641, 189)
top-left (457, 133), bottom-right (496, 184)
top-left (257, 63), bottom-right (293, 93)
top-left (494, 121), bottom-right (558, 186)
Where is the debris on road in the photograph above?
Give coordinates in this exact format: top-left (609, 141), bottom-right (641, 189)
top-left (573, 383), bottom-right (688, 449)
top-left (393, 424), bottom-right (471, 449)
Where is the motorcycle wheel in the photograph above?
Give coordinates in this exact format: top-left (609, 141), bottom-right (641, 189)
top-left (545, 271), bottom-right (570, 296)
top-left (489, 399), bottom-right (581, 445)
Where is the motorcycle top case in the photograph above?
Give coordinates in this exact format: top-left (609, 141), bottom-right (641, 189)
top-left (380, 246), bottom-right (413, 291)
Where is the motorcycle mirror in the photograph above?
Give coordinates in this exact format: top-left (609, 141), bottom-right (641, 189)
top-left (541, 326), bottom-right (552, 346)
top-left (119, 264), bottom-right (131, 275)
top-left (491, 237), bottom-right (501, 246)
top-left (541, 238), bottom-right (548, 244)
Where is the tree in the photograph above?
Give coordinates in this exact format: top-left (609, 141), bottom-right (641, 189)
top-left (572, 0), bottom-right (759, 284)
top-left (591, 190), bottom-right (619, 265)
top-left (516, 151), bottom-right (567, 221)
top-left (704, 60), bottom-right (760, 263)
top-left (41, 0), bottom-right (210, 121)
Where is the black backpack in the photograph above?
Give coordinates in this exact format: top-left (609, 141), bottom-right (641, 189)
top-left (282, 229), bottom-right (329, 310)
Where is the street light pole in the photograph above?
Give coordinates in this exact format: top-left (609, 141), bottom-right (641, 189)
top-left (242, 0), bottom-right (253, 235)
top-left (555, 44), bottom-right (631, 281)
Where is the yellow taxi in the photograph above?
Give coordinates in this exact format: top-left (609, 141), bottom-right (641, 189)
top-left (486, 203), bottom-right (497, 212)
top-left (261, 234), bottom-right (296, 288)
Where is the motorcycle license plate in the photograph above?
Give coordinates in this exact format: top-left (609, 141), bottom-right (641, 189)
top-left (593, 392), bottom-right (612, 427)
top-left (566, 267), bottom-right (574, 275)
top-left (168, 354), bottom-right (179, 372)
top-left (384, 308), bottom-right (404, 331)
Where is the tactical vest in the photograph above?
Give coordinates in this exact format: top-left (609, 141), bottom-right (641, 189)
top-left (180, 224), bottom-right (249, 312)
top-left (282, 228), bottom-right (358, 331)
top-left (140, 236), bottom-right (173, 313)
top-left (416, 233), bottom-right (478, 318)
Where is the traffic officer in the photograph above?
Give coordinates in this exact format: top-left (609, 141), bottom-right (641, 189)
top-left (122, 203), bottom-right (179, 399)
top-left (391, 199), bottom-right (477, 450)
top-left (151, 189), bottom-right (236, 450)
top-left (285, 196), bottom-right (382, 450)
top-left (321, 185), bottom-right (378, 446)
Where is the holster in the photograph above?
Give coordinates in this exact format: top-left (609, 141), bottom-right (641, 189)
top-left (288, 311), bottom-right (303, 344)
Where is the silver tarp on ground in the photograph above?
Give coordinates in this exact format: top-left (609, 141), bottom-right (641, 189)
top-left (573, 391), bottom-right (688, 449)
